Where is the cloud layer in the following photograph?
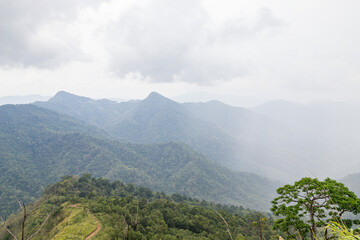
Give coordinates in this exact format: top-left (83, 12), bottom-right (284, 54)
top-left (0, 0), bottom-right (109, 67)
top-left (0, 0), bottom-right (283, 82)
top-left (1, 0), bottom-right (360, 103)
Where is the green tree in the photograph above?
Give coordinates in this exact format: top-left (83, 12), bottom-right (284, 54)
top-left (271, 177), bottom-right (360, 240)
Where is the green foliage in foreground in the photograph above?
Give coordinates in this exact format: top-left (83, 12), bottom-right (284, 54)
top-left (271, 177), bottom-right (360, 240)
top-left (324, 222), bottom-right (360, 240)
top-left (0, 175), bottom-right (280, 240)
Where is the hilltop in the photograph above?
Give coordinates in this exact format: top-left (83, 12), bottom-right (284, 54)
top-left (0, 175), bottom-right (278, 240)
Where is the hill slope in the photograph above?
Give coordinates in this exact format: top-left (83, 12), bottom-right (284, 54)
top-left (36, 91), bottom-right (339, 181)
top-left (0, 104), bottom-right (279, 215)
top-left (0, 175), bottom-right (278, 240)
top-left (36, 92), bottom-right (252, 177)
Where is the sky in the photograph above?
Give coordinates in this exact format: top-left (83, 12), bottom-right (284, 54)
top-left (0, 0), bottom-right (359, 106)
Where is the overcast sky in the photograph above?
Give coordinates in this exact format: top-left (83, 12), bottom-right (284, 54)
top-left (0, 0), bottom-right (359, 106)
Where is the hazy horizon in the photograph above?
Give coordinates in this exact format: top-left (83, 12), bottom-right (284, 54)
top-left (1, 0), bottom-right (360, 105)
top-left (1, 0), bottom-right (360, 181)
top-left (1, 90), bottom-right (359, 109)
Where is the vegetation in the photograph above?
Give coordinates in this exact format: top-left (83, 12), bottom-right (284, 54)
top-left (36, 91), bottom-right (241, 172)
top-left (37, 91), bottom-right (360, 182)
top-left (0, 104), bottom-right (278, 216)
top-left (271, 177), bottom-right (360, 240)
top-left (324, 221), bottom-right (360, 240)
top-left (0, 175), bottom-right (280, 240)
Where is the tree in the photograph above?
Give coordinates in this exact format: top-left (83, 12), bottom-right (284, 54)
top-left (271, 177), bottom-right (360, 240)
top-left (0, 201), bottom-right (52, 240)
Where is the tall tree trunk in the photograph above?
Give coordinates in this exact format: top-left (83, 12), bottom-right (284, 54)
top-left (21, 204), bottom-right (27, 240)
top-left (257, 216), bottom-right (263, 240)
top-left (309, 206), bottom-right (317, 240)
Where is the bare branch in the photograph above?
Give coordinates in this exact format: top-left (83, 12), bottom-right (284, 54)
top-left (17, 200), bottom-right (24, 212)
top-left (215, 210), bottom-right (234, 240)
top-left (0, 216), bottom-right (18, 240)
top-left (28, 200), bottom-right (47, 216)
top-left (122, 215), bottom-right (129, 240)
top-left (26, 208), bottom-right (53, 240)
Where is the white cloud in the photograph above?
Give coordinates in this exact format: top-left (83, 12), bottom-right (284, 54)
top-left (0, 0), bottom-right (360, 103)
top-left (0, 0), bottom-right (108, 67)
top-left (104, 2), bottom-right (283, 83)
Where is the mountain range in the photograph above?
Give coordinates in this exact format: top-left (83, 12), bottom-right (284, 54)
top-left (2, 90), bottom-right (359, 216)
top-left (0, 95), bottom-right (50, 105)
top-left (35, 91), bottom-right (360, 181)
top-left (0, 103), bottom-right (279, 216)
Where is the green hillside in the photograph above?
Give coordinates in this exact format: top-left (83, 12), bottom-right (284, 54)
top-left (35, 91), bottom-right (339, 181)
top-left (0, 104), bottom-right (279, 216)
top-left (0, 175), bottom-right (279, 240)
top-left (36, 91), bottom-right (240, 172)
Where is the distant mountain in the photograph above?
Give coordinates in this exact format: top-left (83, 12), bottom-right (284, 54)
top-left (253, 100), bottom-right (360, 178)
top-left (33, 92), bottom-right (334, 181)
top-left (183, 100), bottom-right (277, 137)
top-left (253, 100), bottom-right (360, 133)
top-left (36, 92), bottom-right (246, 177)
top-left (340, 173), bottom-right (360, 196)
top-left (0, 94), bottom-right (50, 105)
top-left (0, 104), bottom-right (279, 216)
top-left (173, 92), bottom-right (267, 107)
top-left (36, 91), bottom-right (138, 127)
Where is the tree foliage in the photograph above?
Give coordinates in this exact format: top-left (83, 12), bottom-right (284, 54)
top-left (1, 175), bottom-right (279, 240)
top-left (271, 177), bottom-right (360, 240)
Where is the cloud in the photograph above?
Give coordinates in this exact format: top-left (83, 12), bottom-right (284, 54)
top-left (0, 0), bottom-right (108, 67)
top-left (209, 7), bottom-right (284, 43)
top-left (0, 0), bottom-right (284, 84)
top-left (103, 2), bottom-right (284, 83)
top-left (1, 0), bottom-right (359, 103)
top-left (104, 0), bottom-right (208, 82)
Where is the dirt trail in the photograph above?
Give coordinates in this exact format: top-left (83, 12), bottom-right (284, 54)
top-left (84, 210), bottom-right (102, 240)
top-left (85, 220), bottom-right (102, 240)
top-left (68, 204), bottom-right (102, 240)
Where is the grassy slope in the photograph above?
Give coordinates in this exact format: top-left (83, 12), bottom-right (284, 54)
top-left (49, 203), bottom-right (97, 240)
top-left (0, 175), bottom-right (279, 240)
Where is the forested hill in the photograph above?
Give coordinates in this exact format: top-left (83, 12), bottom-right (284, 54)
top-left (35, 91), bottom-right (241, 177)
top-left (0, 104), bottom-right (279, 216)
top-left (0, 104), bottom-right (107, 138)
top-left (36, 91), bottom-right (321, 181)
top-left (0, 175), bottom-right (279, 240)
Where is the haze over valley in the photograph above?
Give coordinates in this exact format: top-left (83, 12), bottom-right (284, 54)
top-left (1, 1), bottom-right (360, 239)
top-left (35, 91), bottom-right (360, 181)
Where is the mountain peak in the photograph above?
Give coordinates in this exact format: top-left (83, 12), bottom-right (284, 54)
top-left (147, 91), bottom-right (165, 99)
top-left (144, 92), bottom-right (175, 103)
top-left (136, 92), bottom-right (181, 112)
top-left (50, 91), bottom-right (91, 103)
top-left (52, 91), bottom-right (77, 99)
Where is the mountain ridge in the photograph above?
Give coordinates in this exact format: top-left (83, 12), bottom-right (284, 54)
top-left (35, 91), bottom-right (335, 181)
top-left (0, 103), bottom-right (279, 216)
